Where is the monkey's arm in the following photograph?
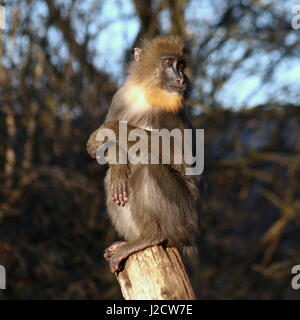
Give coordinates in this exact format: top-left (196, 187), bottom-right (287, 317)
top-left (87, 122), bottom-right (134, 207)
top-left (87, 121), bottom-right (186, 173)
top-left (87, 120), bottom-right (186, 206)
top-left (86, 121), bottom-right (138, 159)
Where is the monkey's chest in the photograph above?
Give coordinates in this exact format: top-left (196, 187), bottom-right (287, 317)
top-left (122, 109), bottom-right (185, 132)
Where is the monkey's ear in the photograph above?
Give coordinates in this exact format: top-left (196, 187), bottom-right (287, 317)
top-left (133, 48), bottom-right (142, 61)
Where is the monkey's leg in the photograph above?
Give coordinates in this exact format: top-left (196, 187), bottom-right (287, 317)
top-left (106, 238), bottom-right (165, 273)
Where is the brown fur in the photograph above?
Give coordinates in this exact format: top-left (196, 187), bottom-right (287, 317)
top-left (87, 35), bottom-right (200, 273)
top-left (128, 36), bottom-right (186, 81)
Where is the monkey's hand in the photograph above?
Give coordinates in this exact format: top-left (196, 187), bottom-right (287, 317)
top-left (87, 129), bottom-right (103, 159)
top-left (87, 121), bottom-right (118, 159)
top-left (110, 164), bottom-right (130, 206)
top-left (87, 121), bottom-right (149, 160)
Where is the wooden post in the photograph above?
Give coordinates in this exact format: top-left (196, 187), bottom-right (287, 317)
top-left (115, 245), bottom-right (196, 300)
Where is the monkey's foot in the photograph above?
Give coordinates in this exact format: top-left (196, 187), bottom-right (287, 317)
top-left (111, 181), bottom-right (129, 206)
top-left (104, 241), bottom-right (126, 261)
top-left (104, 241), bottom-right (130, 273)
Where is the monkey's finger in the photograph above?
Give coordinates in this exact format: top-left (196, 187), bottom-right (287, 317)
top-left (112, 185), bottom-right (120, 204)
top-left (111, 188), bottom-right (117, 200)
top-left (111, 185), bottom-right (116, 199)
top-left (122, 181), bottom-right (128, 203)
top-left (118, 184), bottom-right (125, 206)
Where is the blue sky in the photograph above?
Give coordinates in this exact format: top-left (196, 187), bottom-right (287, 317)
top-left (88, 0), bottom-right (300, 109)
top-left (2, 0), bottom-right (300, 109)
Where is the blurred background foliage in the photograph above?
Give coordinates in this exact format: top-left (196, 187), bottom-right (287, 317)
top-left (0, 0), bottom-right (299, 299)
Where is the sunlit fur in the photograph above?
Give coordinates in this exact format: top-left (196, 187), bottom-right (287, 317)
top-left (123, 81), bottom-right (151, 113)
top-left (125, 81), bottom-right (183, 114)
top-left (126, 35), bottom-right (191, 113)
top-left (144, 86), bottom-right (183, 113)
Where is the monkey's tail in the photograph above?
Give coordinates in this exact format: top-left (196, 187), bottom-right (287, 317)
top-left (181, 244), bottom-right (198, 256)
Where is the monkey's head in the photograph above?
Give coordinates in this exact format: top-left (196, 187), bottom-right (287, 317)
top-left (127, 35), bottom-right (192, 113)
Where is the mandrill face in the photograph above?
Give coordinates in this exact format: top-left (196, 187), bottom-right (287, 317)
top-left (127, 36), bottom-right (193, 113)
top-left (160, 55), bottom-right (188, 96)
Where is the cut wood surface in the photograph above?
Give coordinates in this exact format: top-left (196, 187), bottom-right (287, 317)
top-left (116, 245), bottom-right (196, 300)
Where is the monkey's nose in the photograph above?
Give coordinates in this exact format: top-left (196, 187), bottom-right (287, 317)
top-left (176, 78), bottom-right (185, 86)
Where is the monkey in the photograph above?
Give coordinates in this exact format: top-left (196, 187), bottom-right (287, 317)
top-left (87, 35), bottom-right (201, 273)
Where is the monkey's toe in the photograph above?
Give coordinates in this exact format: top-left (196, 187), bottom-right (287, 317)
top-left (108, 252), bottom-right (127, 273)
top-left (109, 258), bottom-right (122, 273)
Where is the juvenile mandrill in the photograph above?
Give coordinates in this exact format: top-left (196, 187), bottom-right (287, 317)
top-left (87, 35), bottom-right (201, 273)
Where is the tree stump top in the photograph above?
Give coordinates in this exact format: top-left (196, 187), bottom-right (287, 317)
top-left (116, 245), bottom-right (196, 300)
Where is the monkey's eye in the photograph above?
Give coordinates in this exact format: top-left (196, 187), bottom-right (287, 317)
top-left (164, 58), bottom-right (174, 66)
top-left (178, 61), bottom-right (186, 70)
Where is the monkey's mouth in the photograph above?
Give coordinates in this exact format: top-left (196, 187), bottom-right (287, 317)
top-left (167, 85), bottom-right (186, 95)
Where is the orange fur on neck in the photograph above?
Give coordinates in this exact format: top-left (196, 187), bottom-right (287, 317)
top-left (144, 87), bottom-right (183, 113)
top-left (125, 81), bottom-right (184, 113)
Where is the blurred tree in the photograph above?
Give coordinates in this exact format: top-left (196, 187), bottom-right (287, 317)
top-left (0, 0), bottom-right (299, 299)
